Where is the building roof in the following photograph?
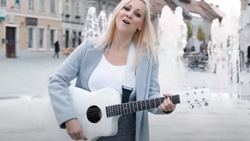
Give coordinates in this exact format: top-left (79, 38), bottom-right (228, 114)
top-left (209, 4), bottom-right (226, 18)
top-left (150, 0), bottom-right (192, 20)
top-left (180, 0), bottom-right (225, 22)
top-left (150, 0), bottom-right (167, 14)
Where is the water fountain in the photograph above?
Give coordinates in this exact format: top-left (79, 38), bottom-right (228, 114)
top-left (97, 11), bottom-right (108, 36)
top-left (82, 7), bottom-right (100, 41)
top-left (82, 7), bottom-right (112, 42)
top-left (82, 5), bottom-right (243, 96)
top-left (209, 11), bottom-right (240, 90)
top-left (157, 6), bottom-right (188, 92)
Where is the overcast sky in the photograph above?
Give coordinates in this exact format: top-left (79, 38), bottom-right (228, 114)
top-left (197, 0), bottom-right (241, 16)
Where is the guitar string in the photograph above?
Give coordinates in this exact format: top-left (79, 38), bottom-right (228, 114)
top-left (85, 102), bottom-right (161, 117)
top-left (81, 100), bottom-right (165, 117)
top-left (75, 96), bottom-right (177, 117)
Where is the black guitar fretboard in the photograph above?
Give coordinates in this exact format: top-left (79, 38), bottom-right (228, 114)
top-left (106, 95), bottom-right (180, 117)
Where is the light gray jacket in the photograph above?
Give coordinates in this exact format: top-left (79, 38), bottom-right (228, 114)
top-left (48, 38), bottom-right (170, 141)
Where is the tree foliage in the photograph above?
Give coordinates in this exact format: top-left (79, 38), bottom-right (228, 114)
top-left (197, 26), bottom-right (205, 41)
top-left (185, 22), bottom-right (193, 39)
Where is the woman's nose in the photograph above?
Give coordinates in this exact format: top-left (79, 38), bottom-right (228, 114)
top-left (126, 12), bottom-right (132, 19)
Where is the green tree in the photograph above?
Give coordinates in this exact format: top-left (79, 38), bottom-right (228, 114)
top-left (196, 26), bottom-right (205, 41)
top-left (186, 22), bottom-right (193, 40)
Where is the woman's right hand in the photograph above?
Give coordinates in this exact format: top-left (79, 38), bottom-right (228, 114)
top-left (65, 118), bottom-right (88, 140)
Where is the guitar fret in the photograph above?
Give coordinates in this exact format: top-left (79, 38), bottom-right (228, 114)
top-left (116, 105), bottom-right (119, 116)
top-left (128, 103), bottom-right (131, 114)
top-left (141, 101), bottom-right (145, 110)
top-left (123, 103), bottom-right (127, 115)
top-left (118, 104), bottom-right (121, 115)
top-left (158, 98), bottom-right (161, 106)
top-left (147, 100), bottom-right (151, 109)
top-left (113, 105), bottom-right (116, 116)
top-left (140, 101), bottom-right (142, 111)
top-left (115, 105), bottom-right (118, 116)
top-left (127, 103), bottom-right (130, 114)
top-left (114, 105), bottom-right (117, 116)
top-left (106, 95), bottom-right (181, 117)
top-left (106, 106), bottom-right (109, 117)
top-left (135, 102), bottom-right (138, 112)
top-left (111, 106), bottom-right (114, 117)
top-left (108, 106), bottom-right (111, 117)
top-left (132, 102), bottom-right (135, 113)
top-left (154, 98), bottom-right (156, 108)
top-left (129, 103), bottom-right (132, 113)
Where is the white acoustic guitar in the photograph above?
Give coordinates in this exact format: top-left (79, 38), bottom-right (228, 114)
top-left (69, 86), bottom-right (211, 141)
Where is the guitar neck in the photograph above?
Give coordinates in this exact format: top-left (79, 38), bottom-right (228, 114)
top-left (106, 95), bottom-right (180, 117)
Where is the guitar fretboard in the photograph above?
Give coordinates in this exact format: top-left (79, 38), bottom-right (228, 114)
top-left (106, 95), bottom-right (180, 117)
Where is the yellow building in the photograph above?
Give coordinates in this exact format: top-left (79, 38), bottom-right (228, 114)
top-left (0, 0), bottom-right (62, 58)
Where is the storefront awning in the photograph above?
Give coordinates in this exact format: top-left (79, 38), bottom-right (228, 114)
top-left (0, 9), bottom-right (7, 21)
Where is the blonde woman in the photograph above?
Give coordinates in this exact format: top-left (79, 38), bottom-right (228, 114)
top-left (48, 0), bottom-right (176, 140)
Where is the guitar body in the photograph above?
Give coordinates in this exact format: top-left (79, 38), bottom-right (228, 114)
top-left (69, 86), bottom-right (121, 141)
top-left (68, 86), bottom-right (211, 141)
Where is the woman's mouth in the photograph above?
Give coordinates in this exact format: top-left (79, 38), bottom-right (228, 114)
top-left (123, 20), bottom-right (130, 24)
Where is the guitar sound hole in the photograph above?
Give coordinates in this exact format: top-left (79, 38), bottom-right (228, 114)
top-left (87, 105), bottom-right (102, 123)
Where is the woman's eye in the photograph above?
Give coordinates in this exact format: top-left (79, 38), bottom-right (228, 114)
top-left (135, 12), bottom-right (141, 18)
top-left (124, 7), bottom-right (130, 11)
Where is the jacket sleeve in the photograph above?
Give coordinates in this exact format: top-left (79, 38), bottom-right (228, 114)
top-left (147, 56), bottom-right (174, 115)
top-left (48, 40), bottom-right (89, 128)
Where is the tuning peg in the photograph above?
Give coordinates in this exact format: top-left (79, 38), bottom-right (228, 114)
top-left (189, 104), bottom-right (194, 109)
top-left (197, 103), bottom-right (202, 108)
top-left (204, 102), bottom-right (209, 106)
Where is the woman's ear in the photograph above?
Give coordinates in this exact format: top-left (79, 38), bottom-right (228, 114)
top-left (138, 23), bottom-right (144, 31)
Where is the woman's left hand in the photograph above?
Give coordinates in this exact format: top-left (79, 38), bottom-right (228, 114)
top-left (158, 94), bottom-right (176, 112)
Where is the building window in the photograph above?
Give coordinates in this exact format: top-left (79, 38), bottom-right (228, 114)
top-left (29, 0), bottom-right (34, 10)
top-left (39, 28), bottom-right (45, 49)
top-left (75, 0), bottom-right (80, 15)
top-left (39, 0), bottom-right (45, 13)
top-left (50, 29), bottom-right (56, 49)
top-left (72, 31), bottom-right (76, 48)
top-left (50, 0), bottom-right (55, 14)
top-left (28, 27), bottom-right (35, 49)
top-left (14, 0), bottom-right (21, 9)
top-left (65, 0), bottom-right (69, 14)
top-left (0, 0), bottom-right (7, 7)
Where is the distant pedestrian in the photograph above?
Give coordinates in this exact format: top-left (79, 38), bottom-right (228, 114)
top-left (53, 41), bottom-right (60, 59)
top-left (247, 45), bottom-right (250, 70)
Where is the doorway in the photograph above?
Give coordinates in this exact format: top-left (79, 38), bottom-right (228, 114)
top-left (6, 27), bottom-right (16, 58)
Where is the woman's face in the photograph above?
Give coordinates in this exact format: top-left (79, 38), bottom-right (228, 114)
top-left (115, 0), bottom-right (146, 35)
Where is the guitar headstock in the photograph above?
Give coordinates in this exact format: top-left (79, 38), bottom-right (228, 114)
top-left (178, 88), bottom-right (211, 108)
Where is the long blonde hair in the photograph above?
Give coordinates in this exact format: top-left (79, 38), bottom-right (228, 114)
top-left (97, 0), bottom-right (157, 66)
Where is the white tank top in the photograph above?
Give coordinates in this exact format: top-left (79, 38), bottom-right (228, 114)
top-left (88, 55), bottom-right (126, 95)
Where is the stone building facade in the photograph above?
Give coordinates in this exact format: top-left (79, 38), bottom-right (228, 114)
top-left (0, 0), bottom-right (62, 58)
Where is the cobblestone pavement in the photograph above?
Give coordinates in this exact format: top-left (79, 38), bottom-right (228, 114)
top-left (0, 51), bottom-right (249, 141)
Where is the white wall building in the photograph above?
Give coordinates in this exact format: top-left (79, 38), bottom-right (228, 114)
top-left (60, 0), bottom-right (85, 49)
top-left (188, 12), bottom-right (209, 53)
top-left (60, 0), bottom-right (120, 49)
top-left (239, 0), bottom-right (250, 63)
